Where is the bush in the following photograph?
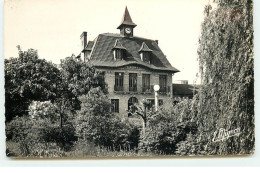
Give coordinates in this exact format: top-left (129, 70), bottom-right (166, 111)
top-left (6, 113), bottom-right (77, 157)
top-left (28, 101), bottom-right (58, 122)
top-left (75, 114), bottom-right (140, 151)
top-left (78, 87), bottom-right (111, 116)
top-left (6, 116), bottom-right (46, 142)
top-left (175, 133), bottom-right (207, 156)
top-left (42, 123), bottom-right (78, 151)
top-left (139, 103), bottom-right (198, 155)
top-left (74, 86), bottom-right (141, 151)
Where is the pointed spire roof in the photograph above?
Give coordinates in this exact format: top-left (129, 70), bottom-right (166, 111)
top-left (117, 6), bottom-right (137, 29)
top-left (112, 39), bottom-right (126, 50)
top-left (139, 42), bottom-right (153, 52)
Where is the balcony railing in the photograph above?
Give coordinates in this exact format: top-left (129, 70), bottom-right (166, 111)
top-left (114, 85), bottom-right (123, 91)
top-left (142, 85), bottom-right (154, 93)
top-left (113, 85), bottom-right (171, 95)
top-left (159, 86), bottom-right (167, 93)
top-left (159, 86), bottom-right (171, 94)
top-left (129, 86), bottom-right (137, 92)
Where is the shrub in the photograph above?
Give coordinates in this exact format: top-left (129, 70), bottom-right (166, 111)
top-left (42, 123), bottom-right (78, 151)
top-left (175, 133), bottom-right (207, 156)
top-left (78, 87), bottom-right (111, 116)
top-left (6, 116), bottom-right (46, 142)
top-left (19, 141), bottom-right (65, 158)
top-left (28, 101), bottom-right (58, 122)
top-left (6, 112), bottom-right (77, 157)
top-left (139, 103), bottom-right (198, 155)
top-left (75, 114), bottom-right (140, 151)
top-left (74, 86), bottom-right (141, 150)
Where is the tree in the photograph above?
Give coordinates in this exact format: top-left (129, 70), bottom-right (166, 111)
top-left (197, 0), bottom-right (254, 154)
top-left (74, 88), bottom-right (139, 151)
top-left (5, 46), bottom-right (61, 122)
top-left (77, 87), bottom-right (111, 116)
top-left (59, 55), bottom-right (107, 113)
top-left (128, 99), bottom-right (156, 133)
top-left (138, 106), bottom-right (197, 155)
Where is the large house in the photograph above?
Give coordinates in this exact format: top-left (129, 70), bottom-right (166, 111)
top-left (80, 7), bottom-right (179, 116)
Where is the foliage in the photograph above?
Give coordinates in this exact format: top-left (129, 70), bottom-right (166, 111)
top-left (5, 116), bottom-right (55, 157)
top-left (139, 98), bottom-right (198, 155)
top-left (59, 55), bottom-right (107, 112)
top-left (175, 133), bottom-right (207, 156)
top-left (28, 101), bottom-right (58, 122)
top-left (19, 141), bottom-right (65, 158)
top-left (6, 113), bottom-right (77, 157)
top-left (128, 99), bottom-right (157, 134)
top-left (6, 116), bottom-right (38, 142)
top-left (197, 0), bottom-right (254, 154)
top-left (78, 87), bottom-right (111, 116)
top-left (5, 46), bottom-right (61, 122)
top-left (67, 139), bottom-right (147, 158)
top-left (42, 123), bottom-right (78, 151)
top-left (75, 112), bottom-right (140, 151)
top-left (73, 87), bottom-right (140, 151)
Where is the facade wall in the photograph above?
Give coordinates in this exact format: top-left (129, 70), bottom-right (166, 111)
top-left (97, 65), bottom-right (173, 117)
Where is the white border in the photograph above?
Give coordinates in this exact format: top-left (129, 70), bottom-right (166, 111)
top-left (0, 0), bottom-right (259, 167)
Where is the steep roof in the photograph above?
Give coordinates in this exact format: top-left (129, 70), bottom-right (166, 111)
top-left (87, 33), bottom-right (179, 73)
top-left (85, 41), bottom-right (94, 51)
top-left (117, 6), bottom-right (137, 29)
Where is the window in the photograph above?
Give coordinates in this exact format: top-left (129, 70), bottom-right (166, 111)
top-left (142, 74), bottom-right (151, 92)
top-left (159, 99), bottom-right (163, 106)
top-left (128, 97), bottom-right (138, 117)
top-left (143, 52), bottom-right (150, 63)
top-left (147, 99), bottom-right (155, 110)
top-left (129, 73), bottom-right (137, 92)
top-left (98, 71), bottom-right (106, 89)
top-left (115, 72), bottom-right (124, 91)
top-left (111, 99), bottom-right (119, 113)
top-left (114, 49), bottom-right (125, 60)
top-left (116, 50), bottom-right (122, 60)
top-left (159, 75), bottom-right (167, 92)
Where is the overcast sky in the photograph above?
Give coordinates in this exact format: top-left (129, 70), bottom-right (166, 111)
top-left (4, 0), bottom-right (212, 84)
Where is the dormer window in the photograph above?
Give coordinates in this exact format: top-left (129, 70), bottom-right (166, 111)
top-left (142, 52), bottom-right (151, 63)
top-left (139, 42), bottom-right (153, 64)
top-left (112, 39), bottom-right (126, 61)
top-left (115, 49), bottom-right (124, 60)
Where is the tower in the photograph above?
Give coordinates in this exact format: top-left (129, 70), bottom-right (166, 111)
top-left (117, 6), bottom-right (137, 38)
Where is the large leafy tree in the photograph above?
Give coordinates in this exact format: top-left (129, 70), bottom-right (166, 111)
top-left (5, 46), bottom-right (61, 122)
top-left (197, 0), bottom-right (254, 154)
top-left (59, 55), bottom-right (107, 113)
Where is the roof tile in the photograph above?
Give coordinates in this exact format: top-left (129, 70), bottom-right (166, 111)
top-left (88, 33), bottom-right (179, 73)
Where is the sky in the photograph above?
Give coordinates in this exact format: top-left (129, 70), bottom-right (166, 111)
top-left (4, 0), bottom-right (212, 84)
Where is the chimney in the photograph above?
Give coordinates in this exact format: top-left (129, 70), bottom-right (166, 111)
top-left (155, 40), bottom-right (158, 44)
top-left (80, 32), bottom-right (87, 51)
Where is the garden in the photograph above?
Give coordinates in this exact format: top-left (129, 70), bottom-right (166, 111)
top-left (5, 0), bottom-right (254, 158)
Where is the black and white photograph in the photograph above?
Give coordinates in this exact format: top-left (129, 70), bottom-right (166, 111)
top-left (4, 0), bottom-right (254, 158)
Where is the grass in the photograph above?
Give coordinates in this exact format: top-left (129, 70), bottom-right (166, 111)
top-left (6, 140), bottom-right (154, 159)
